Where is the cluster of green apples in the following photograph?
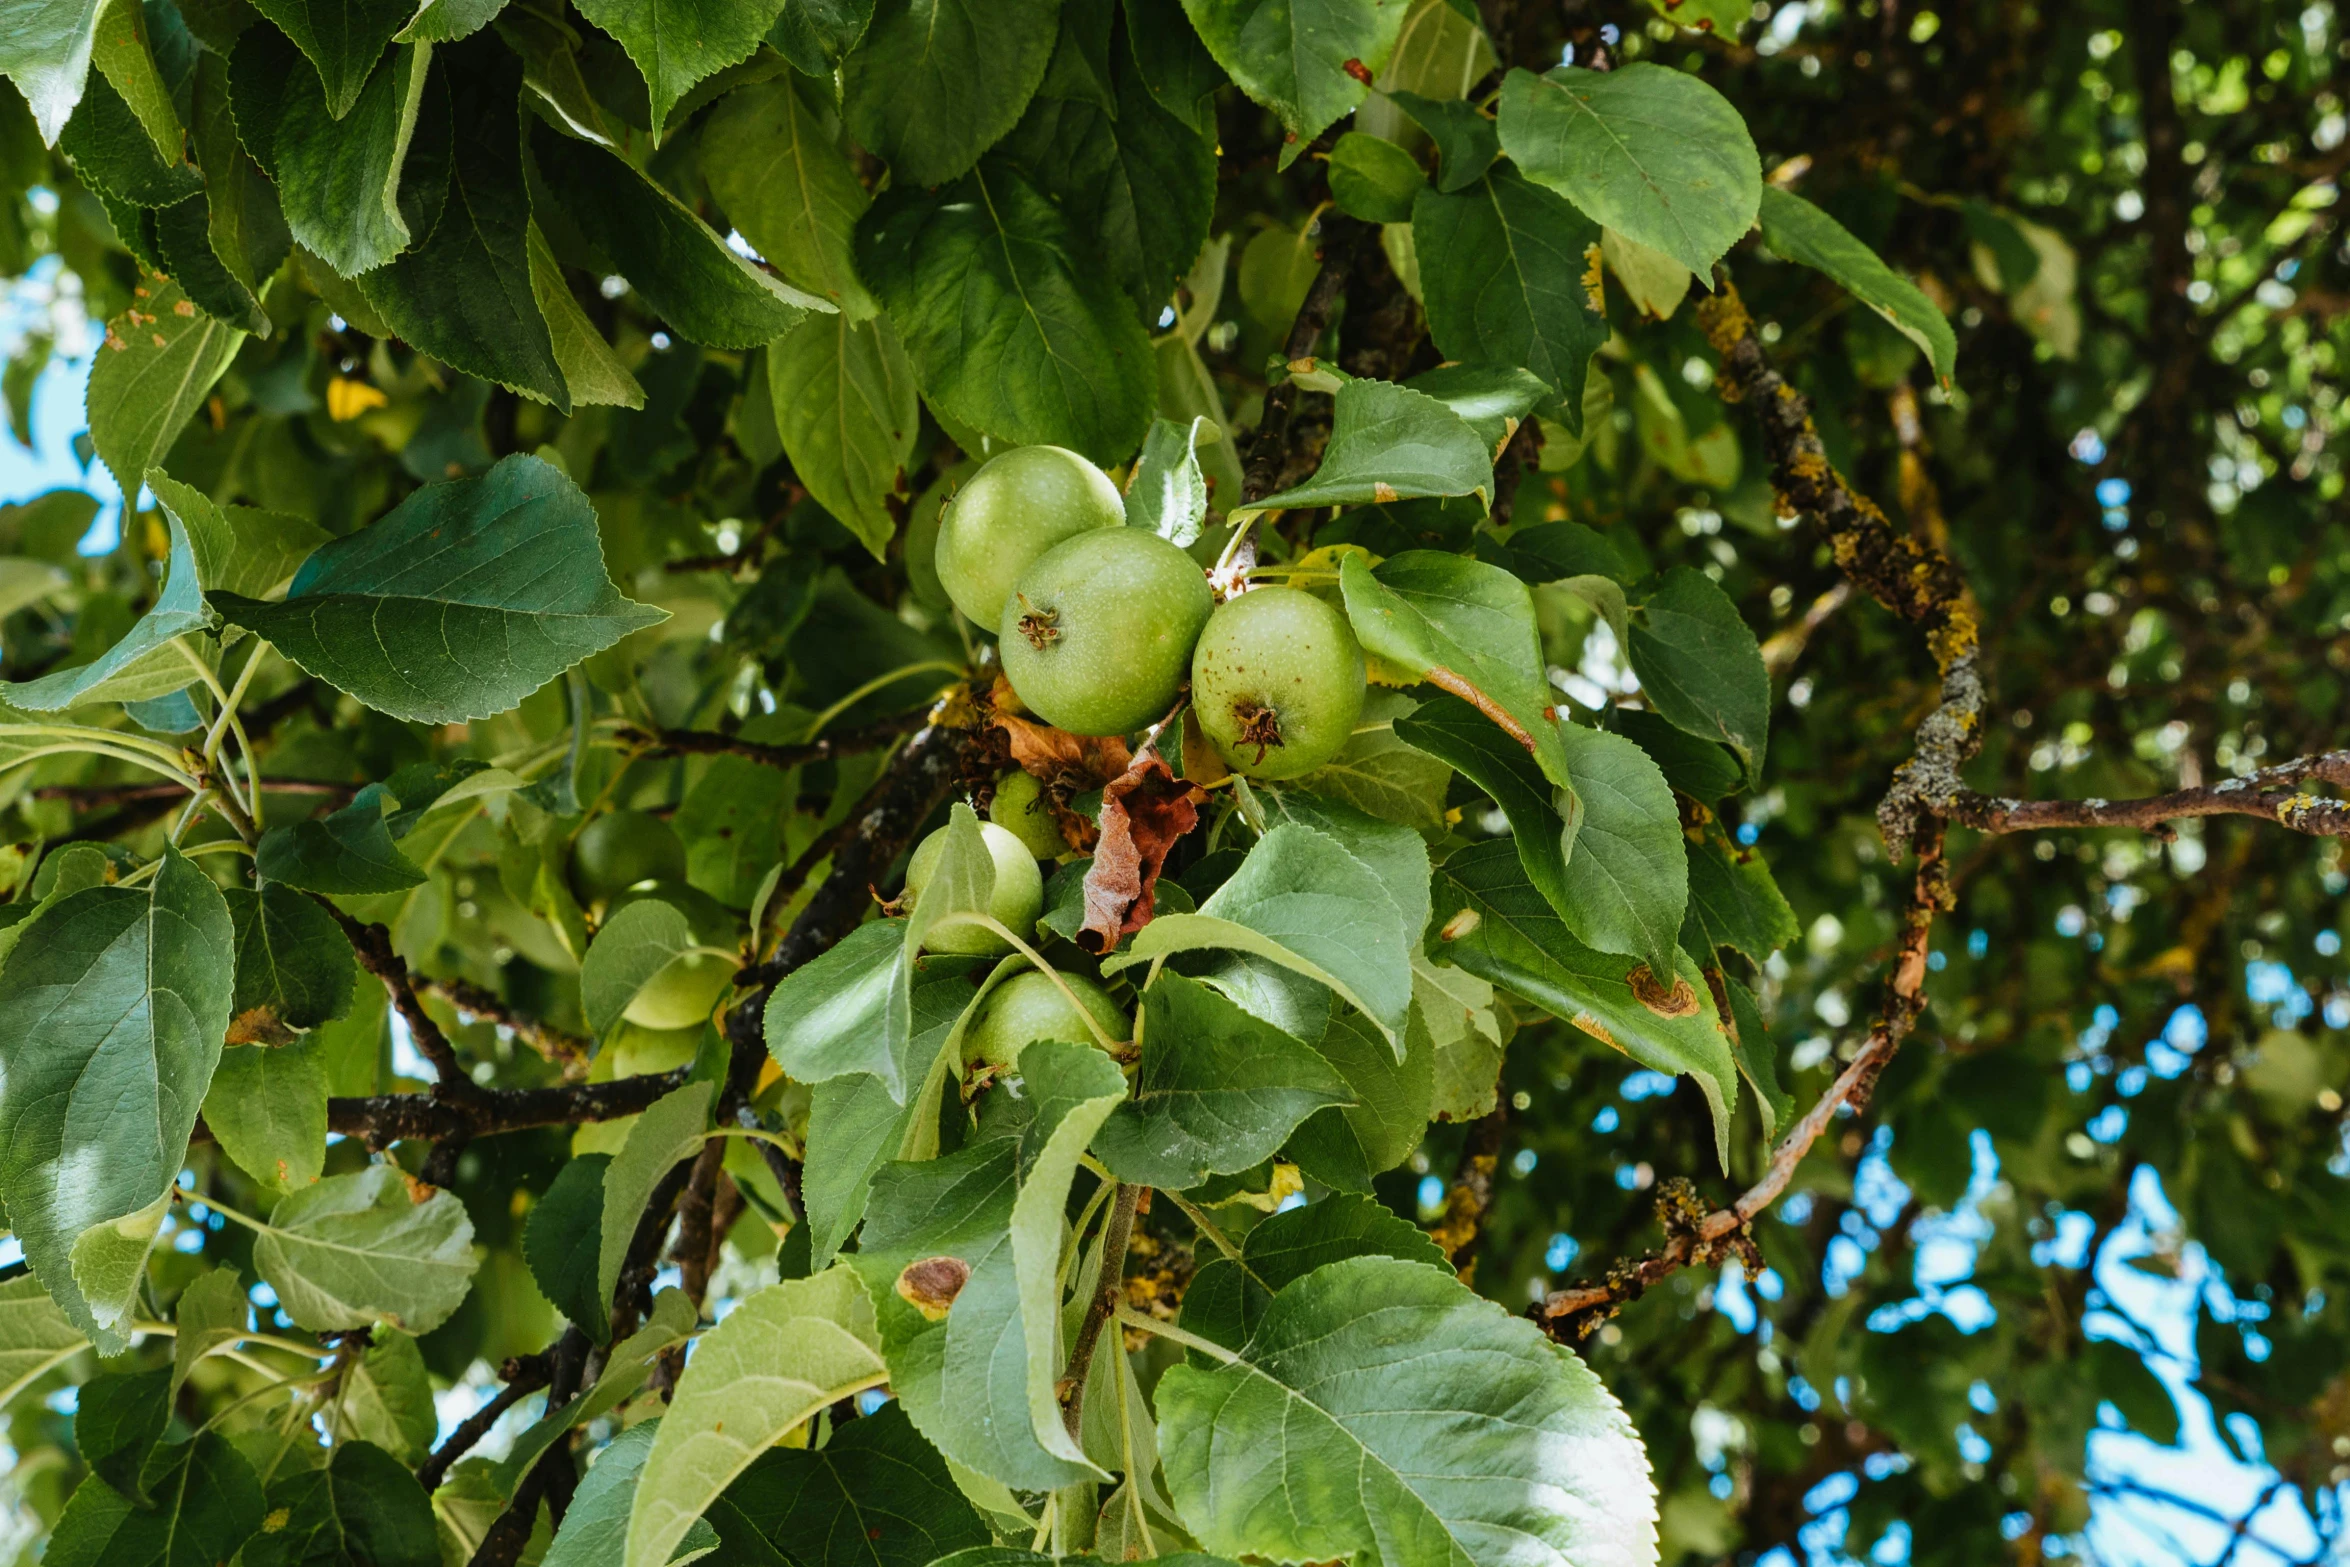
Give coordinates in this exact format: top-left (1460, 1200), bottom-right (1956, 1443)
top-left (935, 445), bottom-right (1368, 781)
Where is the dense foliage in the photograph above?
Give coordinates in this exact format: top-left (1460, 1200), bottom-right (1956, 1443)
top-left (0, 0), bottom-right (2346, 1562)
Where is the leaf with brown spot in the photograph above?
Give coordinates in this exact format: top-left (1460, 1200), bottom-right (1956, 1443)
top-left (226, 1006), bottom-right (298, 1046)
top-left (895, 1255), bottom-right (972, 1320)
top-left (1626, 964), bottom-right (1700, 1018)
top-left (1078, 751), bottom-right (1202, 955)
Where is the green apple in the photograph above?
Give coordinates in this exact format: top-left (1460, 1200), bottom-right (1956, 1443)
top-left (904, 819), bottom-right (1045, 954)
top-left (1190, 585), bottom-right (1368, 779)
top-left (962, 970), bottom-right (1129, 1073)
top-left (571, 809), bottom-right (687, 906)
top-left (989, 769), bottom-right (1068, 860)
top-left (998, 528), bottom-right (1213, 736)
top-left (934, 445), bottom-right (1125, 629)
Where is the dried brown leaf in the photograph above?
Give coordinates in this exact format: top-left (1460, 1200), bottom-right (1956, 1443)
top-left (1078, 751), bottom-right (1203, 955)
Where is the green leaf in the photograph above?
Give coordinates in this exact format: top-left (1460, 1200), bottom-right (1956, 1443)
top-left (1497, 64), bottom-right (1759, 275)
top-left (768, 0), bottom-right (876, 76)
top-left (212, 454), bottom-right (666, 724)
top-left (851, 1118), bottom-right (1089, 1492)
top-left (1124, 416), bottom-right (1215, 547)
top-left (1759, 185), bottom-right (1956, 383)
top-left (1002, 36), bottom-right (1218, 320)
top-left (0, 0), bottom-right (104, 143)
top-left (1719, 971), bottom-right (1787, 1135)
top-left (2084, 1337), bottom-right (2180, 1447)
top-left (251, 1163), bottom-right (479, 1334)
top-left (1681, 822), bottom-right (1797, 968)
top-left (0, 502), bottom-right (209, 711)
top-left (763, 918), bottom-right (902, 1088)
top-left (525, 1151), bottom-right (611, 1342)
top-left (42, 1432), bottom-right (264, 1567)
top-left (1394, 690), bottom-right (1576, 918)
top-left (224, 883), bottom-right (357, 1041)
top-left (325, 1329), bottom-right (438, 1465)
top-left (75, 1367), bottom-right (170, 1501)
top-left (153, 191), bottom-right (271, 334)
top-left (1157, 1256), bottom-right (1657, 1567)
top-left (1411, 169), bottom-right (1606, 432)
top-left (248, 0), bottom-right (409, 118)
top-left (1601, 225), bottom-right (1691, 319)
top-left (1284, 1003), bottom-right (1433, 1191)
top-left (769, 311), bottom-right (918, 559)
top-left (797, 953), bottom-right (995, 1264)
top-left (857, 159), bottom-right (1155, 465)
top-left (148, 472), bottom-right (328, 602)
top-left (1404, 360), bottom-right (1551, 455)
top-left (1237, 218), bottom-right (1317, 335)
top-left (1328, 130), bottom-right (1425, 223)
top-left (1252, 785), bottom-right (1430, 942)
top-left (1006, 1041), bottom-right (1127, 1477)
top-left (1123, 0), bottom-right (1224, 135)
top-left (701, 73), bottom-right (878, 319)
top-left (530, 223), bottom-right (647, 410)
top-left (242, 1440), bottom-right (439, 1567)
top-left (1434, 839), bottom-right (1734, 1167)
top-left (622, 1267), bottom-right (890, 1567)
top-left (582, 897), bottom-right (704, 1034)
top-left (544, 1419), bottom-right (720, 1567)
top-left (355, 42), bottom-right (567, 407)
top-left (1243, 378), bottom-right (1493, 515)
top-left (236, 34), bottom-right (430, 277)
top-left (1611, 707), bottom-right (1741, 802)
top-left (165, 1267), bottom-right (245, 1405)
top-left (60, 68), bottom-right (199, 205)
top-left (0, 846), bottom-right (233, 1348)
top-left (1414, 954), bottom-right (1504, 1119)
top-left (85, 277), bottom-right (244, 500)
top-left (1552, 721), bottom-right (1685, 979)
top-left (203, 1040), bottom-right (328, 1193)
top-left (1384, 88), bottom-right (1496, 192)
top-left (1639, 0), bottom-right (1746, 33)
top-left (1180, 0), bottom-right (1407, 158)
top-left (1626, 565), bottom-right (1770, 781)
top-left (1096, 972), bottom-right (1349, 1189)
top-left (1338, 549), bottom-right (1571, 788)
top-left (1180, 1191), bottom-right (1448, 1351)
top-left (537, 128), bottom-right (828, 350)
top-left (840, 0), bottom-right (1058, 187)
top-left (573, 0), bottom-right (781, 132)
top-left (704, 1402), bottom-right (990, 1567)
top-left (257, 785), bottom-right (427, 895)
top-left (400, 0), bottom-right (511, 42)
top-left (1296, 687), bottom-right (1451, 831)
top-left (597, 1080), bottom-right (713, 1310)
top-left (1107, 823), bottom-right (1414, 1049)
top-left (0, 1273), bottom-right (87, 1410)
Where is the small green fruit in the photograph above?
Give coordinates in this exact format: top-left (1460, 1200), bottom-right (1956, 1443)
top-left (989, 770), bottom-right (1068, 860)
top-left (605, 880), bottom-right (744, 1030)
top-left (904, 819), bottom-right (1045, 955)
top-left (934, 445), bottom-right (1125, 629)
top-left (962, 970), bottom-right (1128, 1073)
top-left (571, 810), bottom-right (687, 905)
top-left (1191, 585), bottom-right (1367, 779)
top-left (999, 528), bottom-right (1213, 736)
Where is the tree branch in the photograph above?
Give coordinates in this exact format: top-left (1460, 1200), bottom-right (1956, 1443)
top-left (1540, 828), bottom-right (1950, 1336)
top-left (418, 1350), bottom-right (552, 1492)
top-left (619, 711), bottom-right (929, 774)
top-left (1241, 214), bottom-right (1369, 508)
top-left (315, 898), bottom-right (490, 1111)
top-left (1947, 750), bottom-right (2350, 840)
top-left (415, 975), bottom-right (590, 1074)
top-left (317, 1068), bottom-right (691, 1145)
top-left (1426, 1107), bottom-right (1508, 1272)
top-left (1698, 280), bottom-right (1983, 860)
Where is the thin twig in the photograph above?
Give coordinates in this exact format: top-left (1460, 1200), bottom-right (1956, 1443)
top-left (619, 711), bottom-right (929, 774)
top-left (1539, 829), bottom-right (1949, 1336)
top-left (1060, 1182), bottom-right (1142, 1441)
top-left (416, 975), bottom-right (590, 1074)
top-left (417, 1351), bottom-right (552, 1492)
